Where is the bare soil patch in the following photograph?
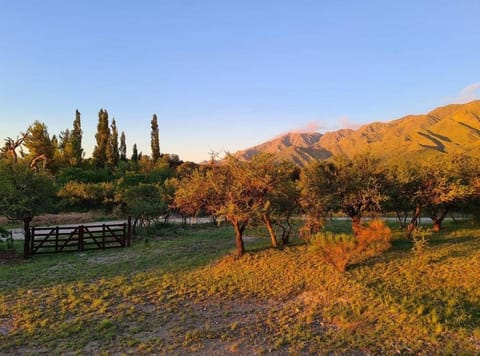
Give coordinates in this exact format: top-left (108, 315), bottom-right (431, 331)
top-left (0, 250), bottom-right (22, 265)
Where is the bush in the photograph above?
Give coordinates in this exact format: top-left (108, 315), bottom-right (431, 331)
top-left (310, 219), bottom-right (392, 272)
top-left (57, 181), bottom-right (116, 211)
top-left (0, 226), bottom-right (13, 251)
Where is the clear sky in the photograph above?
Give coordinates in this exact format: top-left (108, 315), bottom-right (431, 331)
top-left (1, 1), bottom-right (479, 162)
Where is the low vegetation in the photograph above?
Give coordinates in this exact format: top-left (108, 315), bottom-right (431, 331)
top-left (1, 220), bottom-right (480, 354)
top-left (309, 219), bottom-right (392, 272)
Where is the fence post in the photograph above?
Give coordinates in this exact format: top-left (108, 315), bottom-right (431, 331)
top-left (79, 225), bottom-right (84, 251)
top-left (102, 224), bottom-right (106, 249)
top-left (27, 226), bottom-right (34, 258)
top-left (55, 226), bottom-right (59, 253)
top-left (127, 216), bottom-right (132, 247)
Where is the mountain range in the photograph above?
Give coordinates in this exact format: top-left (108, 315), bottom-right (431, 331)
top-left (235, 100), bottom-right (480, 167)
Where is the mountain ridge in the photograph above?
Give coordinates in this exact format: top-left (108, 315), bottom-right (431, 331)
top-left (234, 100), bottom-right (480, 166)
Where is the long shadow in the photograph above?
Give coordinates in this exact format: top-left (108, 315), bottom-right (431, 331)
top-left (425, 129), bottom-right (451, 142)
top-left (418, 131), bottom-right (446, 152)
top-left (347, 228), bottom-right (480, 272)
top-left (458, 121), bottom-right (480, 135)
top-left (0, 225), bottom-right (237, 293)
top-left (429, 235), bottom-right (477, 246)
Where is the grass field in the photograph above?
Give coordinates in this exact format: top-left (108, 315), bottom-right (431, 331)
top-left (1, 220), bottom-right (480, 354)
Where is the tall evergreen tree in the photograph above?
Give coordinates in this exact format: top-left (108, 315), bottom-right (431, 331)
top-left (92, 109), bottom-right (110, 168)
top-left (119, 131), bottom-right (127, 161)
top-left (131, 143), bottom-right (139, 162)
top-left (150, 114), bottom-right (160, 162)
top-left (59, 128), bottom-right (71, 162)
top-left (107, 118), bottom-right (119, 168)
top-left (60, 110), bottom-right (83, 167)
top-left (71, 109), bottom-right (83, 166)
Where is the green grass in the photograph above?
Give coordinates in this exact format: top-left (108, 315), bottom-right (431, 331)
top-left (1, 221), bottom-right (480, 354)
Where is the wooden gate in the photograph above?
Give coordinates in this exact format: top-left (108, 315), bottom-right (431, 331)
top-left (29, 219), bottom-right (131, 255)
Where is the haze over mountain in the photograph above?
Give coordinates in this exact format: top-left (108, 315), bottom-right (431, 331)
top-left (235, 100), bottom-right (480, 166)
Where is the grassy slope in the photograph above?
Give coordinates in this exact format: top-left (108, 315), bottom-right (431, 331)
top-left (1, 222), bottom-right (480, 354)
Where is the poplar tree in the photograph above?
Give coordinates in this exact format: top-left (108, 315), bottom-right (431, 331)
top-left (150, 114), bottom-right (160, 162)
top-left (107, 118), bottom-right (119, 168)
top-left (131, 143), bottom-right (139, 162)
top-left (71, 109), bottom-right (83, 166)
top-left (92, 109), bottom-right (110, 168)
top-left (119, 131), bottom-right (127, 161)
top-left (60, 110), bottom-right (83, 166)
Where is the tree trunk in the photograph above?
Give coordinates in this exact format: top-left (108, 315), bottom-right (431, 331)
top-left (211, 215), bottom-right (217, 225)
top-left (351, 215), bottom-right (362, 236)
top-left (277, 222), bottom-right (292, 246)
top-left (23, 217), bottom-right (32, 259)
top-left (132, 218), bottom-right (138, 235)
top-left (432, 207), bottom-right (449, 232)
top-left (232, 221), bottom-right (245, 258)
top-left (407, 205), bottom-right (422, 238)
top-left (263, 214), bottom-right (277, 248)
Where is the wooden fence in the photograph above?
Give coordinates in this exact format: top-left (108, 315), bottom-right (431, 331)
top-left (28, 218), bottom-right (131, 256)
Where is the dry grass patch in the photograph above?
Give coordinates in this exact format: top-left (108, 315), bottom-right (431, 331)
top-left (32, 212), bottom-right (99, 226)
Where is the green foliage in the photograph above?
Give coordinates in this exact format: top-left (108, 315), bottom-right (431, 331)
top-left (299, 154), bottom-right (387, 238)
top-left (57, 181), bottom-right (116, 211)
top-left (0, 225), bottom-right (13, 250)
top-left (131, 143), bottom-right (139, 162)
top-left (150, 114), bottom-right (160, 162)
top-left (106, 118), bottom-right (119, 168)
top-left (119, 131), bottom-right (127, 161)
top-left (298, 161), bottom-right (338, 237)
top-left (23, 120), bottom-right (55, 170)
top-left (92, 109), bottom-right (110, 168)
top-left (174, 153), bottom-right (290, 256)
top-left (121, 183), bottom-right (168, 230)
top-left (0, 161), bottom-right (56, 222)
top-left (334, 154), bottom-right (386, 221)
top-left (59, 110), bottom-right (83, 167)
top-left (56, 167), bottom-right (113, 185)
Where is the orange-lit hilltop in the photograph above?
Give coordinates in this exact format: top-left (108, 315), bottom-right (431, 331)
top-left (236, 100), bottom-right (480, 167)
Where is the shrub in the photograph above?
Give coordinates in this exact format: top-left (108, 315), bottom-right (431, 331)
top-left (411, 227), bottom-right (430, 255)
top-left (0, 226), bottom-right (13, 251)
top-left (310, 219), bottom-right (392, 272)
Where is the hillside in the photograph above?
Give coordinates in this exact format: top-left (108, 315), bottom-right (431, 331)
top-left (235, 100), bottom-right (480, 166)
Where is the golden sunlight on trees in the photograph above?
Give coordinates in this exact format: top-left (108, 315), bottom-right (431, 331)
top-left (23, 121), bottom-right (55, 171)
top-left (174, 153), bottom-right (298, 257)
top-left (1, 136), bottom-right (24, 163)
top-left (299, 154), bottom-right (386, 238)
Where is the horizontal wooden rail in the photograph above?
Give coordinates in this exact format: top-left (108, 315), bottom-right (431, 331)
top-left (27, 218), bottom-right (131, 257)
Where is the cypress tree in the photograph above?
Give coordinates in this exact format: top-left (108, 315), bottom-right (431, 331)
top-left (61, 110), bottom-right (83, 167)
top-left (71, 109), bottom-right (83, 166)
top-left (107, 118), bottom-right (119, 168)
top-left (150, 114), bottom-right (160, 162)
top-left (119, 131), bottom-right (127, 161)
top-left (131, 143), bottom-right (139, 162)
top-left (92, 109), bottom-right (110, 168)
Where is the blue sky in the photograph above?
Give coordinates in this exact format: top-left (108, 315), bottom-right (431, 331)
top-left (1, 1), bottom-right (479, 162)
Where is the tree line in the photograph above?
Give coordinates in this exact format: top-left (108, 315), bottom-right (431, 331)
top-left (173, 152), bottom-right (480, 257)
top-left (1, 110), bottom-right (479, 260)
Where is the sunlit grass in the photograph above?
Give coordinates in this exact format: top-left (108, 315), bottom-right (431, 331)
top-left (1, 221), bottom-right (480, 354)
